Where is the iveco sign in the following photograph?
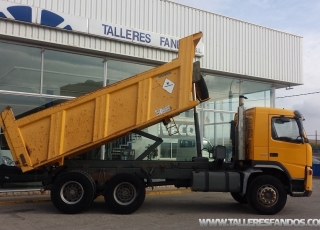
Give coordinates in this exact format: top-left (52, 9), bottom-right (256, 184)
top-left (0, 0), bottom-right (204, 56)
top-left (158, 122), bottom-right (196, 138)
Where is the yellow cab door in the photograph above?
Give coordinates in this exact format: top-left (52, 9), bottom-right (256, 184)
top-left (268, 115), bottom-right (306, 179)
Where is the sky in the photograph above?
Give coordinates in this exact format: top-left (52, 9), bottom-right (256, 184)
top-left (173, 0), bottom-right (320, 137)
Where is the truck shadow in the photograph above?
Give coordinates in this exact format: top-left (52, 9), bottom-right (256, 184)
top-left (85, 194), bottom-right (254, 215)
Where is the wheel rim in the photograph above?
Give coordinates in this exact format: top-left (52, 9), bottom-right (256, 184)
top-left (60, 181), bottom-right (84, 204)
top-left (113, 182), bottom-right (137, 205)
top-left (257, 184), bottom-right (278, 207)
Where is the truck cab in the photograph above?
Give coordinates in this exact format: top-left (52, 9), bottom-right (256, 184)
top-left (244, 107), bottom-right (313, 196)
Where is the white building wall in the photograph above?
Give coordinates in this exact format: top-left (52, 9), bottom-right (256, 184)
top-left (0, 0), bottom-right (303, 85)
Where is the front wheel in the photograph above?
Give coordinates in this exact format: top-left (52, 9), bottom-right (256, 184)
top-left (246, 175), bottom-right (287, 215)
top-left (104, 173), bottom-right (146, 214)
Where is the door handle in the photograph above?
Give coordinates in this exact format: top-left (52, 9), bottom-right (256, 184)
top-left (270, 153), bottom-right (278, 157)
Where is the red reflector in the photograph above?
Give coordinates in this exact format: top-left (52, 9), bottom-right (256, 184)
top-left (309, 169), bottom-right (313, 175)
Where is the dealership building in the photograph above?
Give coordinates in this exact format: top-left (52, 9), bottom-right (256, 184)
top-left (0, 0), bottom-right (303, 164)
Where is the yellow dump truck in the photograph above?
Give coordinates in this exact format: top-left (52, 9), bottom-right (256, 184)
top-left (0, 32), bottom-right (312, 215)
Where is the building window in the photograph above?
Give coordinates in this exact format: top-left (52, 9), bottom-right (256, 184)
top-left (160, 142), bottom-right (177, 158)
top-left (240, 80), bottom-right (271, 108)
top-left (0, 94), bottom-right (67, 117)
top-left (0, 42), bottom-right (41, 93)
top-left (199, 74), bottom-right (272, 155)
top-left (43, 50), bottom-right (104, 97)
top-left (107, 60), bottom-right (154, 84)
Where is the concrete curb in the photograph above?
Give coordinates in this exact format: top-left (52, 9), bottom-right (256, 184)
top-left (0, 188), bottom-right (192, 206)
top-left (146, 188), bottom-right (192, 196)
top-left (0, 190), bottom-right (50, 197)
top-left (0, 199), bottom-right (51, 206)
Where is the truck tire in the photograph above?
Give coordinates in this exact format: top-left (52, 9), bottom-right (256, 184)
top-left (230, 192), bottom-right (247, 204)
top-left (104, 173), bottom-right (146, 214)
top-left (246, 175), bottom-right (287, 215)
top-left (51, 170), bottom-right (96, 214)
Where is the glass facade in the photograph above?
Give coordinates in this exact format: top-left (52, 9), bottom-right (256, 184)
top-left (0, 40), bottom-right (274, 170)
top-left (157, 75), bottom-right (273, 161)
top-left (107, 60), bottom-right (153, 84)
top-left (43, 50), bottom-right (104, 97)
top-left (0, 43), bottom-right (41, 93)
top-left (198, 75), bottom-right (272, 161)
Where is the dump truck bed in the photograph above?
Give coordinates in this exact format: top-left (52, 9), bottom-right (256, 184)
top-left (0, 32), bottom-right (205, 172)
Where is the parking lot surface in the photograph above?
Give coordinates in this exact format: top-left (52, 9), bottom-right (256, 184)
top-left (0, 179), bottom-right (319, 230)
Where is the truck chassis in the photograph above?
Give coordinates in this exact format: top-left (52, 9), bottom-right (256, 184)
top-left (43, 154), bottom-right (298, 215)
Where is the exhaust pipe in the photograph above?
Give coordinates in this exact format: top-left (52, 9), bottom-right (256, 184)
top-left (237, 95), bottom-right (247, 161)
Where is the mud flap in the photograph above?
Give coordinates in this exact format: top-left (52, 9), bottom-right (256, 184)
top-left (192, 61), bottom-right (210, 102)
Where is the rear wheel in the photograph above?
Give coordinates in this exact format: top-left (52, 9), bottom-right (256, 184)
top-left (230, 192), bottom-right (247, 204)
top-left (104, 173), bottom-right (146, 214)
top-left (246, 175), bottom-right (287, 215)
top-left (51, 170), bottom-right (96, 214)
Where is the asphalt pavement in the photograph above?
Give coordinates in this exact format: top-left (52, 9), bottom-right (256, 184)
top-left (0, 180), bottom-right (319, 230)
